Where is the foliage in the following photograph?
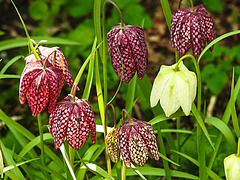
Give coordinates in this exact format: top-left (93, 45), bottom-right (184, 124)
top-left (0, 0), bottom-right (240, 179)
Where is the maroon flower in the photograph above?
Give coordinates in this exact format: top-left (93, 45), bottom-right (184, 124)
top-left (25, 46), bottom-right (74, 87)
top-left (19, 58), bottom-right (64, 116)
top-left (49, 94), bottom-right (96, 150)
top-left (118, 117), bottom-right (159, 168)
top-left (171, 4), bottom-right (215, 60)
top-left (107, 23), bottom-right (148, 84)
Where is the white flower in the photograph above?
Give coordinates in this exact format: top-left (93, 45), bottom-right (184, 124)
top-left (224, 154), bottom-right (240, 180)
top-left (150, 61), bottom-right (197, 117)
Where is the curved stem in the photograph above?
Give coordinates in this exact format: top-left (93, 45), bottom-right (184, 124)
top-left (105, 103), bottom-right (117, 129)
top-left (102, 0), bottom-right (124, 106)
top-left (103, 0), bottom-right (124, 27)
top-left (175, 54), bottom-right (201, 111)
top-left (190, 0), bottom-right (194, 11)
top-left (122, 109), bottom-right (132, 124)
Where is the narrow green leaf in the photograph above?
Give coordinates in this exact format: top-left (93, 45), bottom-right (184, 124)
top-left (82, 38), bottom-right (97, 99)
top-left (125, 73), bottom-right (137, 116)
top-left (77, 144), bottom-right (101, 180)
top-left (159, 0), bottom-right (172, 31)
top-left (81, 163), bottom-right (115, 180)
top-left (149, 111), bottom-right (185, 126)
top-left (198, 30), bottom-right (240, 62)
top-left (0, 74), bottom-right (21, 79)
top-left (208, 73), bottom-right (240, 170)
top-left (172, 150), bottom-right (222, 180)
top-left (0, 141), bottom-right (25, 180)
top-left (230, 69), bottom-right (240, 137)
top-left (59, 144), bottom-right (77, 180)
top-left (112, 167), bottom-right (198, 179)
top-left (205, 117), bottom-right (236, 151)
top-left (18, 133), bottom-right (52, 158)
top-left (0, 109), bottom-right (64, 170)
top-left (0, 37), bottom-right (80, 52)
top-left (0, 55), bottom-right (22, 75)
top-left (3, 158), bottom-right (38, 173)
top-left (0, 145), bottom-right (3, 178)
top-left (191, 104), bottom-right (214, 149)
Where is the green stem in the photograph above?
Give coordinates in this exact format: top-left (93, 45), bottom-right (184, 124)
top-left (104, 104), bottom-right (115, 176)
top-left (69, 145), bottom-right (74, 170)
top-left (176, 116), bottom-right (180, 164)
top-left (102, 0), bottom-right (124, 106)
top-left (237, 138), bottom-right (240, 157)
top-left (190, 0), bottom-right (194, 11)
top-left (37, 114), bottom-right (50, 179)
top-left (121, 164), bottom-right (126, 180)
top-left (11, 0), bottom-right (40, 61)
top-left (157, 126), bottom-right (171, 180)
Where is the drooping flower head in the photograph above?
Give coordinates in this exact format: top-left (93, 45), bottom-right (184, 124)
top-left (171, 4), bottom-right (215, 60)
top-left (19, 57), bottom-right (64, 116)
top-left (118, 112), bottom-right (159, 168)
top-left (25, 46), bottom-right (75, 87)
top-left (150, 61), bottom-right (197, 117)
top-left (49, 94), bottom-right (96, 150)
top-left (107, 23), bottom-right (148, 83)
top-left (19, 46), bottom-right (75, 116)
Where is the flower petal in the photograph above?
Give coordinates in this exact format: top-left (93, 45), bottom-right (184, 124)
top-left (49, 102), bottom-right (73, 149)
top-left (66, 106), bottom-right (90, 150)
top-left (19, 68), bottom-right (42, 104)
top-left (118, 125), bottom-right (131, 168)
top-left (160, 72), bottom-right (180, 117)
top-left (129, 128), bottom-right (149, 167)
top-left (27, 72), bottom-right (49, 116)
top-left (136, 120), bottom-right (160, 160)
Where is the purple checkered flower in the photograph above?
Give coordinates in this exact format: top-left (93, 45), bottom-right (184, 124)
top-left (19, 58), bottom-right (64, 116)
top-left (25, 46), bottom-right (75, 87)
top-left (118, 117), bottom-right (159, 168)
top-left (107, 23), bottom-right (148, 83)
top-left (49, 94), bottom-right (96, 150)
top-left (171, 4), bottom-right (215, 60)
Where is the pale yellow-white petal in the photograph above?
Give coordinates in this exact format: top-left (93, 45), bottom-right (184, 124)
top-left (160, 73), bottom-right (180, 117)
top-left (176, 71), bottom-right (191, 116)
top-left (150, 68), bottom-right (173, 107)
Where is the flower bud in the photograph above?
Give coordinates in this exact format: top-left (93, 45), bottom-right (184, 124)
top-left (150, 61), bottom-right (197, 117)
top-left (106, 128), bottom-right (120, 163)
top-left (224, 154), bottom-right (240, 180)
top-left (107, 23), bottom-right (148, 83)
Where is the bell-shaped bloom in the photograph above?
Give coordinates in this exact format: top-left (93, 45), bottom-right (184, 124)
top-left (171, 4), bottom-right (215, 60)
top-left (107, 23), bottom-right (148, 83)
top-left (19, 58), bottom-right (64, 116)
top-left (118, 118), bottom-right (159, 168)
top-left (49, 94), bottom-right (96, 150)
top-left (25, 46), bottom-right (74, 87)
top-left (106, 127), bottom-right (120, 163)
top-left (224, 154), bottom-right (240, 180)
top-left (150, 61), bottom-right (197, 117)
